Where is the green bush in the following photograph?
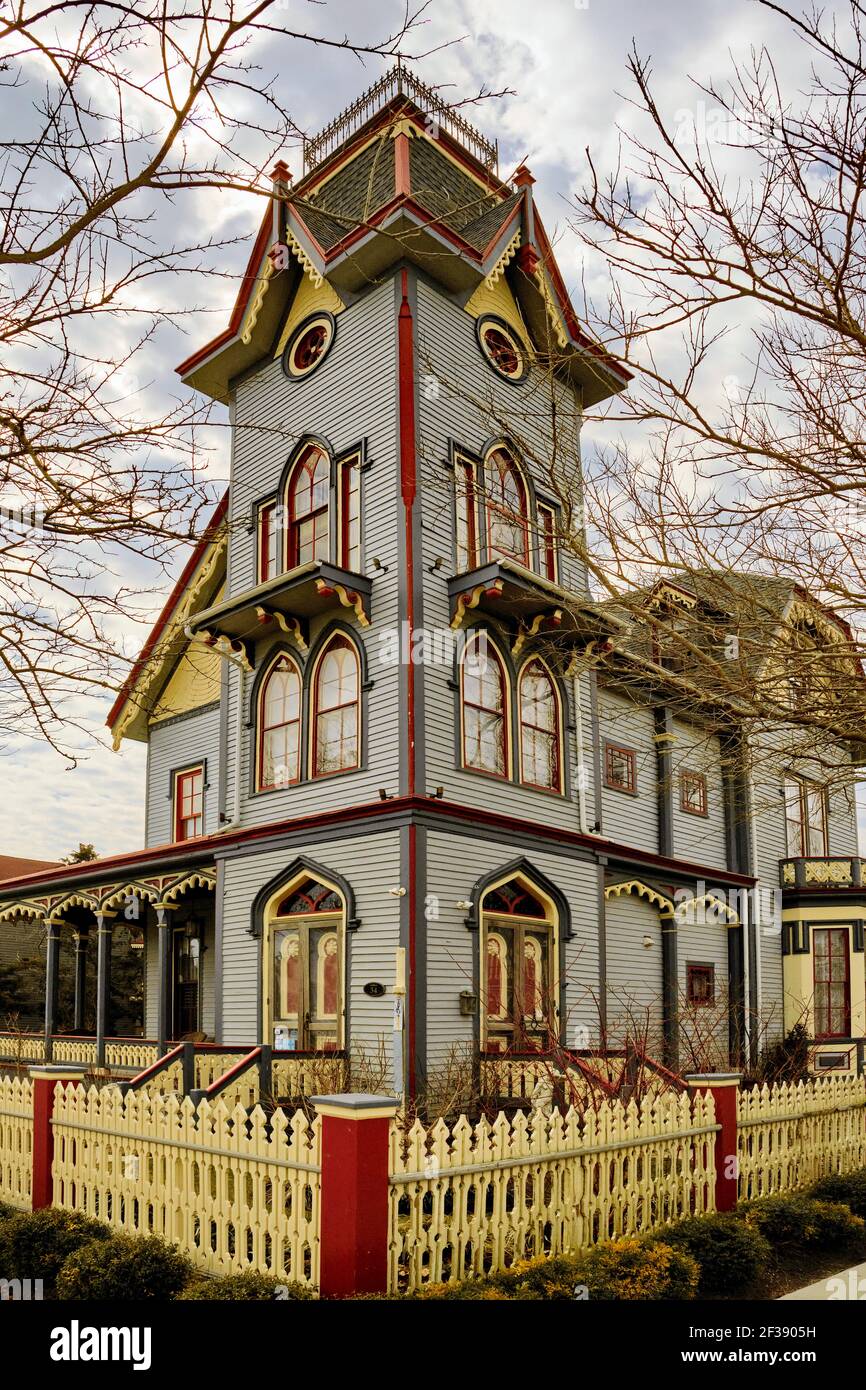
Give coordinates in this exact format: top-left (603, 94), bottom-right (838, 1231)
top-left (740, 1195), bottom-right (865, 1250)
top-left (56, 1234), bottom-right (192, 1300)
top-left (177, 1272), bottom-right (315, 1301)
top-left (413, 1241), bottom-right (699, 1301)
top-left (653, 1214), bottom-right (770, 1295)
top-left (810, 1170), bottom-right (866, 1221)
top-left (0, 1208), bottom-right (111, 1291)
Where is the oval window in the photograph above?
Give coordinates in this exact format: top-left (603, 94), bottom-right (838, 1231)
top-left (283, 312), bottom-right (335, 379)
top-left (477, 315), bottom-right (527, 382)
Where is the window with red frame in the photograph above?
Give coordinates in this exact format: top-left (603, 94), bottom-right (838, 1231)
top-left (518, 659), bottom-right (561, 791)
top-left (686, 963), bottom-right (715, 1007)
top-left (813, 927), bottom-right (850, 1038)
top-left (174, 766), bottom-right (204, 841)
top-left (461, 634), bottom-right (508, 777)
top-left (339, 455), bottom-right (361, 571)
top-left (484, 447), bottom-right (529, 566)
top-left (287, 444), bottom-right (330, 568)
top-left (257, 500), bottom-right (280, 582)
top-left (313, 635), bottom-right (360, 777)
top-left (784, 775), bottom-right (828, 856)
top-left (680, 770), bottom-right (708, 817)
top-left (258, 655), bottom-right (301, 790)
top-left (537, 502), bottom-right (558, 582)
top-left (455, 456), bottom-right (478, 572)
top-left (604, 741), bottom-right (637, 794)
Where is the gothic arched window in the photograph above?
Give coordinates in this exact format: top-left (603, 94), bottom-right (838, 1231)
top-left (257, 653), bottom-right (302, 790)
top-left (286, 443), bottom-right (330, 568)
top-left (483, 446), bottom-right (530, 567)
top-left (518, 658), bottom-right (562, 792)
top-left (266, 873), bottom-right (343, 1051)
top-left (480, 875), bottom-right (556, 1052)
top-left (461, 633), bottom-right (509, 778)
top-left (312, 634), bottom-right (361, 777)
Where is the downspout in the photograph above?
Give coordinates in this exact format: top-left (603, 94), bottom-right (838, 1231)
top-left (571, 638), bottom-right (613, 836)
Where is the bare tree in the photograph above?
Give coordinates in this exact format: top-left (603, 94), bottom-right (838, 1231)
top-left (0, 1), bottom-right (444, 755)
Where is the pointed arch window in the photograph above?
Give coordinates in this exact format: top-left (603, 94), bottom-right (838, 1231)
top-left (312, 634), bottom-right (361, 777)
top-left (287, 443), bottom-right (330, 569)
top-left (484, 446), bottom-right (530, 567)
top-left (518, 659), bottom-right (562, 792)
top-left (257, 654), bottom-right (302, 790)
top-left (266, 874), bottom-right (343, 1051)
top-left (461, 633), bottom-right (509, 778)
top-left (481, 876), bottom-right (556, 1052)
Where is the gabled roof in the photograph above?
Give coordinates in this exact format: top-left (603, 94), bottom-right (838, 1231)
top-left (106, 492), bottom-right (228, 747)
top-left (176, 72), bottom-right (631, 408)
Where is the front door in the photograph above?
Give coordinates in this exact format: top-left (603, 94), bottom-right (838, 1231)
top-left (173, 930), bottom-right (201, 1038)
top-left (270, 916), bottom-right (340, 1052)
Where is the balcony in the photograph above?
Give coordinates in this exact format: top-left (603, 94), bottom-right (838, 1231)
top-left (779, 856), bottom-right (865, 890)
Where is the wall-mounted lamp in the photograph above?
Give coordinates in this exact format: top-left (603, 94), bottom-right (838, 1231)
top-left (456, 900), bottom-right (472, 912)
top-left (427, 787), bottom-right (444, 799)
top-left (427, 556), bottom-right (447, 574)
top-left (378, 788), bottom-right (393, 801)
top-left (389, 887), bottom-right (407, 898)
top-left (370, 557), bottom-right (390, 575)
top-left (642, 934), bottom-right (654, 949)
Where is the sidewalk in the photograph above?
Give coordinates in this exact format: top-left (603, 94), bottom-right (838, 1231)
top-left (781, 1262), bottom-right (866, 1300)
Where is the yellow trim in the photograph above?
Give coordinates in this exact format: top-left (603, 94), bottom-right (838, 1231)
top-left (459, 630), bottom-right (513, 780)
top-left (673, 892), bottom-right (740, 926)
top-left (478, 869), bottom-right (560, 1051)
top-left (464, 275), bottom-right (531, 353)
top-left (307, 634), bottom-right (363, 781)
top-left (273, 274), bottom-right (345, 359)
top-left (255, 650), bottom-right (303, 792)
top-left (604, 880), bottom-right (675, 915)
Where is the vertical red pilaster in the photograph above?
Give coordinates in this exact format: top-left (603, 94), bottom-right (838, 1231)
top-left (30, 1066), bottom-right (84, 1210)
top-left (312, 1095), bottom-right (400, 1298)
top-left (686, 1072), bottom-right (741, 1212)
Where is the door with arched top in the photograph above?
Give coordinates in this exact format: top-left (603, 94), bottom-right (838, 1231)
top-left (265, 875), bottom-right (343, 1051)
top-left (480, 877), bottom-right (557, 1052)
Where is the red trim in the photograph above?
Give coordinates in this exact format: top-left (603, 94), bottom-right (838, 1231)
top-left (0, 795), bottom-right (759, 897)
top-left (813, 926), bottom-right (851, 1039)
top-left (398, 268), bottom-right (418, 1097)
top-left (311, 635), bottom-right (361, 779)
top-left (257, 654), bottom-right (302, 791)
top-left (532, 209), bottom-right (632, 382)
top-left (174, 765), bottom-right (204, 842)
top-left (106, 491), bottom-right (229, 730)
top-left (394, 130), bottom-right (411, 196)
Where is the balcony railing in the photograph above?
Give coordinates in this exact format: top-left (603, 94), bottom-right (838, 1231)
top-left (779, 857), bottom-right (864, 889)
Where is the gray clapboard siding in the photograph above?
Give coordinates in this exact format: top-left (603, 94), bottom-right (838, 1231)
top-left (145, 705), bottom-right (221, 848)
top-left (229, 281), bottom-right (398, 600)
top-left (604, 892), bottom-right (664, 1050)
top-left (425, 830), bottom-right (601, 1066)
top-left (669, 719), bottom-right (728, 869)
top-left (218, 830), bottom-right (401, 1078)
top-left (416, 279), bottom-right (586, 598)
top-left (597, 688), bottom-right (659, 853)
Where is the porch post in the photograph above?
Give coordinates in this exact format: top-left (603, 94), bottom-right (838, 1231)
top-left (686, 1072), bottom-right (742, 1212)
top-left (72, 929), bottom-right (88, 1032)
top-left (43, 918), bottom-right (62, 1062)
top-left (155, 903), bottom-right (175, 1055)
top-left (94, 910), bottom-right (116, 1067)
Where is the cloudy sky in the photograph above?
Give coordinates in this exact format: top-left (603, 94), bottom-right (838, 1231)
top-left (0, 0), bottom-right (846, 859)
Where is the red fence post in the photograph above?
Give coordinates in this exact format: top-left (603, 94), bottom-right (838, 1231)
top-left (311, 1093), bottom-right (400, 1298)
top-left (686, 1072), bottom-right (742, 1213)
top-left (29, 1065), bottom-right (87, 1210)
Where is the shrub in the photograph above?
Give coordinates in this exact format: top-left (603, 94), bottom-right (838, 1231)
top-left (413, 1242), bottom-right (698, 1301)
top-left (740, 1195), bottom-right (865, 1250)
top-left (56, 1234), bottom-right (192, 1300)
top-left (580, 1239), bottom-right (699, 1301)
top-left (810, 1170), bottom-right (866, 1221)
top-left (177, 1272), bottom-right (315, 1301)
top-left (750, 1023), bottom-right (811, 1085)
top-left (653, 1214), bottom-right (770, 1295)
top-left (0, 1208), bottom-right (111, 1291)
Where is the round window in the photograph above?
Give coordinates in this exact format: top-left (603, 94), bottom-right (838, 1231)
top-left (476, 315), bottom-right (527, 382)
top-left (282, 312), bottom-right (336, 379)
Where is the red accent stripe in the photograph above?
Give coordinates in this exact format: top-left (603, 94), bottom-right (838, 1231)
top-left (398, 267), bottom-right (418, 1097)
top-left (0, 796), bottom-right (758, 894)
top-left (176, 213), bottom-right (274, 377)
top-left (106, 492), bottom-right (229, 731)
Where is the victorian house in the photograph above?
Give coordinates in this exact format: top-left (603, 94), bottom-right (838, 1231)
top-left (0, 68), bottom-right (863, 1094)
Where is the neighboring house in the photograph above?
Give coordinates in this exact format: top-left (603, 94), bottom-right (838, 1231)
top-left (0, 856), bottom-right (58, 968)
top-left (0, 67), bottom-right (862, 1086)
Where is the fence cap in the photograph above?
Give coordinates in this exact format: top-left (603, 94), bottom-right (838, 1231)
top-left (684, 1072), bottom-right (742, 1087)
top-left (29, 1063), bottom-right (89, 1080)
top-left (310, 1092), bottom-right (401, 1120)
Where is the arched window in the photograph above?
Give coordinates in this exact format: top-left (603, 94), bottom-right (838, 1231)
top-left (312, 634), bottom-right (361, 777)
top-left (484, 446), bottom-right (530, 566)
top-left (461, 633), bottom-right (509, 777)
top-left (266, 874), bottom-right (343, 1051)
top-left (480, 876), bottom-right (556, 1052)
top-left (257, 654), bottom-right (302, 790)
top-left (518, 659), bottom-right (562, 792)
top-left (287, 443), bottom-right (330, 568)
